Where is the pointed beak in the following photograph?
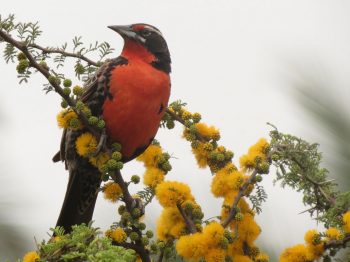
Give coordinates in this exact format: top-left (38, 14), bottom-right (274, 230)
top-left (108, 25), bottom-right (137, 39)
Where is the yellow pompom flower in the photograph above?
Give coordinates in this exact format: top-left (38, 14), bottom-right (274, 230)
top-left (110, 227), bottom-right (127, 243)
top-left (192, 142), bottom-right (209, 168)
top-left (57, 110), bottom-right (82, 129)
top-left (23, 251), bottom-right (39, 262)
top-left (235, 213), bottom-right (261, 245)
top-left (211, 169), bottom-right (244, 197)
top-left (195, 122), bottom-right (220, 140)
top-left (305, 243), bottom-right (324, 261)
top-left (143, 167), bottom-right (165, 187)
top-left (156, 181), bottom-right (193, 207)
top-left (75, 132), bottom-right (97, 157)
top-left (202, 222), bottom-right (225, 247)
top-left (103, 182), bottom-right (123, 203)
top-left (343, 211), bottom-right (350, 233)
top-left (176, 233), bottom-right (208, 260)
top-left (239, 138), bottom-right (269, 170)
top-left (157, 207), bottom-right (186, 240)
top-left (255, 252), bottom-right (269, 262)
top-left (89, 152), bottom-right (110, 169)
top-left (280, 244), bottom-right (308, 262)
top-left (325, 227), bottom-right (343, 241)
top-left (304, 229), bottom-right (320, 245)
top-left (137, 144), bottom-right (163, 167)
top-left (204, 248), bottom-right (226, 262)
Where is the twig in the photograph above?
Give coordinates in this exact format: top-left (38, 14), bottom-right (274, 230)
top-left (111, 169), bottom-right (150, 262)
top-left (221, 169), bottom-right (258, 228)
top-left (177, 203), bottom-right (197, 234)
top-left (324, 234), bottom-right (350, 249)
top-left (29, 43), bottom-right (98, 67)
top-left (0, 29), bottom-right (101, 139)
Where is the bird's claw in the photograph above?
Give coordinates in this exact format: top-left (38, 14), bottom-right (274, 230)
top-left (93, 129), bottom-right (108, 156)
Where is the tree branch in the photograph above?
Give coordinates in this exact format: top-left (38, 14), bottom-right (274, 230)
top-left (221, 169), bottom-right (258, 228)
top-left (29, 43), bottom-right (99, 67)
top-left (324, 234), bottom-right (350, 249)
top-left (177, 203), bottom-right (197, 234)
top-left (0, 28), bottom-right (101, 139)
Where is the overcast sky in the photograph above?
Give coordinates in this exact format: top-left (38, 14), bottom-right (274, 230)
top-left (1, 0), bottom-right (350, 260)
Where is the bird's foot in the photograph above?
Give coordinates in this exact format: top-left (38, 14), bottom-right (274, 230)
top-left (93, 129), bottom-right (108, 156)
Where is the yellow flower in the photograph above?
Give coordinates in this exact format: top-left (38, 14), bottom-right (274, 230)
top-left (89, 152), bottom-right (110, 169)
top-left (304, 229), bottom-right (320, 245)
top-left (343, 211), bottom-right (350, 233)
top-left (137, 144), bottom-right (163, 167)
top-left (192, 142), bottom-right (209, 168)
top-left (325, 227), bottom-right (343, 241)
top-left (176, 233), bottom-right (208, 260)
top-left (143, 167), bottom-right (165, 187)
top-left (103, 182), bottom-right (123, 202)
top-left (256, 252), bottom-right (269, 262)
top-left (156, 181), bottom-right (193, 207)
top-left (204, 248), bottom-right (226, 262)
top-left (305, 243), bottom-right (324, 261)
top-left (202, 222), bottom-right (225, 247)
top-left (235, 213), bottom-right (261, 245)
top-left (56, 110), bottom-right (81, 129)
top-left (23, 251), bottom-right (39, 262)
top-left (240, 138), bottom-right (269, 170)
top-left (110, 227), bottom-right (127, 243)
top-left (75, 132), bottom-right (97, 157)
top-left (157, 207), bottom-right (186, 240)
top-left (195, 122), bottom-right (220, 140)
top-left (211, 169), bottom-right (244, 197)
top-left (280, 244), bottom-right (308, 262)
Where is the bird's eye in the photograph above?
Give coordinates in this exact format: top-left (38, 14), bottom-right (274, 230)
top-left (141, 30), bottom-right (152, 37)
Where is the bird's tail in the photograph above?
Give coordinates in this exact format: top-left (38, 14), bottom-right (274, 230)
top-left (56, 168), bottom-right (101, 233)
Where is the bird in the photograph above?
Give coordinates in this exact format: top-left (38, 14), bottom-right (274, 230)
top-left (53, 24), bottom-right (171, 233)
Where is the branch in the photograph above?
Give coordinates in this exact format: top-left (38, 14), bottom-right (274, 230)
top-left (177, 203), bottom-right (197, 234)
top-left (0, 28), bottom-right (101, 139)
top-left (324, 234), bottom-right (350, 249)
top-left (221, 169), bottom-right (258, 228)
top-left (29, 43), bottom-right (98, 67)
top-left (111, 169), bottom-right (150, 262)
top-left (166, 109), bottom-right (206, 142)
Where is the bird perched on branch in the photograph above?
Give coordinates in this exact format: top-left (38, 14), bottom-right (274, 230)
top-left (53, 24), bottom-right (171, 233)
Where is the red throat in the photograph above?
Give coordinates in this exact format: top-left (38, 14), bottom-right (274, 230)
top-left (121, 40), bottom-right (156, 63)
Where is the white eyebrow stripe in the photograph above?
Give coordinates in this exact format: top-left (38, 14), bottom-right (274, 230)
top-left (144, 25), bottom-right (162, 36)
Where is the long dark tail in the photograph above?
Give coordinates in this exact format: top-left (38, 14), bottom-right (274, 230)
top-left (56, 169), bottom-right (101, 233)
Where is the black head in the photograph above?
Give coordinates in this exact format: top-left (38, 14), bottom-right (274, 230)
top-left (108, 23), bottom-right (171, 73)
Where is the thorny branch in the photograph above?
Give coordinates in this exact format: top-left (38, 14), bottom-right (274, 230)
top-left (177, 203), bottom-right (197, 234)
top-left (29, 43), bottom-right (99, 67)
top-left (221, 169), bottom-right (258, 228)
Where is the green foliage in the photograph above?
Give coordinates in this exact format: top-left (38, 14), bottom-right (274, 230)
top-left (37, 224), bottom-right (136, 262)
top-left (248, 185), bottom-right (267, 214)
top-left (269, 125), bottom-right (350, 227)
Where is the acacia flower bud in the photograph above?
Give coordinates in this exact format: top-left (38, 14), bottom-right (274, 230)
top-left (129, 232), bottom-right (139, 241)
top-left (97, 119), bottom-right (105, 129)
top-left (16, 59), bottom-right (29, 74)
top-left (17, 52), bottom-right (26, 61)
top-left (88, 116), bottom-right (99, 126)
top-left (63, 79), bottom-right (72, 87)
top-left (146, 230), bottom-right (154, 238)
top-left (73, 85), bottom-right (83, 96)
top-left (112, 151), bottom-right (122, 161)
top-left (131, 175), bottom-right (140, 184)
top-left (63, 87), bottom-right (71, 95)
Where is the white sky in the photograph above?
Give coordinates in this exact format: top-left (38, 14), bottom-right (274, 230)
top-left (1, 1), bottom-right (350, 260)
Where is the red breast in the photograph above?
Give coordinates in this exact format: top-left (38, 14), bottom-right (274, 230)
top-left (102, 39), bottom-right (171, 159)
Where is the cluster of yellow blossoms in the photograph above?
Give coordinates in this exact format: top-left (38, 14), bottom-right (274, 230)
top-left (137, 143), bottom-right (169, 188)
top-left (165, 105), bottom-right (271, 261)
top-left (281, 211), bottom-right (350, 261)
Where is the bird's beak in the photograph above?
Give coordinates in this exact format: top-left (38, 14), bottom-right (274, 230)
top-left (108, 25), bottom-right (137, 39)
